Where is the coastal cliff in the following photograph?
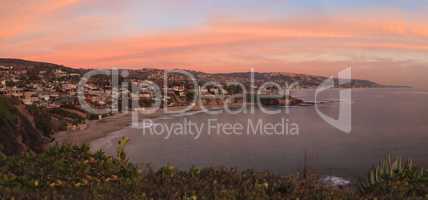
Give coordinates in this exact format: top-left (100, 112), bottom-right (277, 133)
top-left (0, 96), bottom-right (50, 155)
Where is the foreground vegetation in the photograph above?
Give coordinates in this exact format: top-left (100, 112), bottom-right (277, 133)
top-left (0, 139), bottom-right (427, 199)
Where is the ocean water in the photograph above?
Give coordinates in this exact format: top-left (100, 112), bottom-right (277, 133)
top-left (91, 88), bottom-right (428, 178)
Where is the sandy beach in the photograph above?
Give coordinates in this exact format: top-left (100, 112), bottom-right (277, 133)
top-left (52, 103), bottom-right (245, 145)
top-left (53, 113), bottom-right (134, 145)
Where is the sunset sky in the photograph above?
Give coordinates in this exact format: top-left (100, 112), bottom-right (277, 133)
top-left (1, 0), bottom-right (427, 88)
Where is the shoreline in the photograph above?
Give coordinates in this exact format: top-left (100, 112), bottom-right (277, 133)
top-left (53, 112), bottom-right (134, 145)
top-left (52, 103), bottom-right (244, 145)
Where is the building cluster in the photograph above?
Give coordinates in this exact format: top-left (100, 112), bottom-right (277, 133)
top-left (0, 66), bottom-right (212, 111)
top-left (0, 66), bottom-right (80, 107)
top-left (0, 65), bottom-right (291, 116)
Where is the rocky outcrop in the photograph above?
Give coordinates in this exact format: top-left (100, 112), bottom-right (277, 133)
top-left (258, 95), bottom-right (304, 106)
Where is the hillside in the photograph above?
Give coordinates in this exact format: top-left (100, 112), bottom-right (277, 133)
top-left (202, 72), bottom-right (381, 88)
top-left (0, 58), bottom-right (382, 88)
top-left (0, 58), bottom-right (81, 74)
top-left (0, 96), bottom-right (50, 155)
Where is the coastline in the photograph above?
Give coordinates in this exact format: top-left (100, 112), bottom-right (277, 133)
top-left (52, 103), bottom-right (244, 145)
top-left (53, 112), bottom-right (134, 145)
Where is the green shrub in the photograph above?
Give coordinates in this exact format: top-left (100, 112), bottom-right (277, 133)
top-left (0, 97), bottom-right (17, 123)
top-left (1, 144), bottom-right (428, 199)
top-left (0, 144), bottom-right (143, 199)
top-left (28, 105), bottom-right (53, 136)
top-left (49, 108), bottom-right (85, 125)
top-left (360, 154), bottom-right (428, 199)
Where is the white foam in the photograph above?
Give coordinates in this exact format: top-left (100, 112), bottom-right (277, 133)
top-left (321, 176), bottom-right (351, 187)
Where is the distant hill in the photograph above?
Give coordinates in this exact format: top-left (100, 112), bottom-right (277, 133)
top-left (200, 72), bottom-right (381, 88)
top-left (0, 96), bottom-right (50, 155)
top-left (0, 58), bottom-right (62, 68)
top-left (0, 58), bottom-right (82, 74)
top-left (0, 58), bottom-right (382, 88)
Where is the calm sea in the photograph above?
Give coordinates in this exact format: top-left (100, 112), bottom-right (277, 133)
top-left (91, 88), bottom-right (428, 178)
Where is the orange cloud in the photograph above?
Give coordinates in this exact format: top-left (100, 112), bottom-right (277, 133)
top-left (1, 7), bottom-right (428, 88)
top-left (0, 0), bottom-right (80, 39)
top-left (12, 16), bottom-right (427, 66)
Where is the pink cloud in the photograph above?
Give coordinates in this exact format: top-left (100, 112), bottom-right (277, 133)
top-left (0, 0), bottom-right (81, 39)
top-left (1, 5), bottom-right (427, 88)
